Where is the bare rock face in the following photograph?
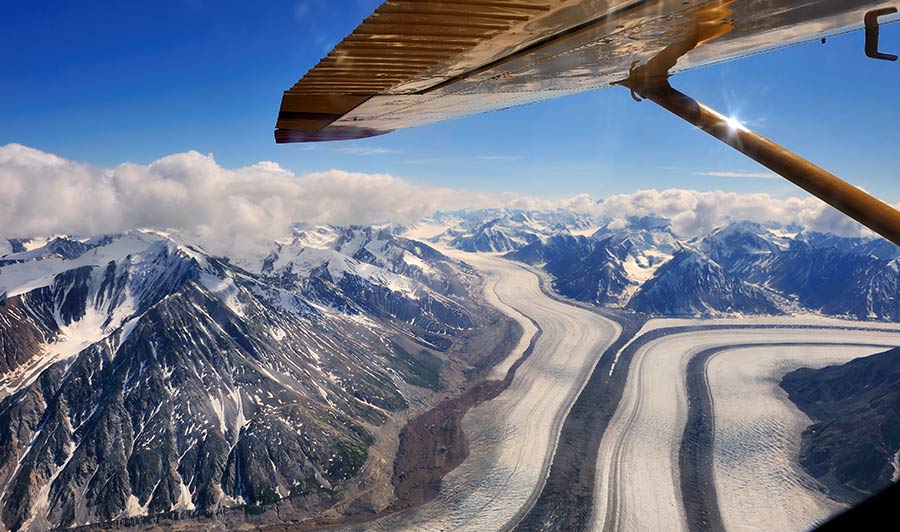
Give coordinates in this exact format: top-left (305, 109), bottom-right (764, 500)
top-left (782, 346), bottom-right (900, 504)
top-left (626, 250), bottom-right (782, 316)
top-left (0, 231), bottom-right (488, 531)
top-left (0, 297), bottom-right (54, 377)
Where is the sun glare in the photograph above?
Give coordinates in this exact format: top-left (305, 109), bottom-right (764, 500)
top-left (724, 115), bottom-right (744, 131)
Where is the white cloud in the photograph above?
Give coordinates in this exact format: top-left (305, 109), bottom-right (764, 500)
top-left (0, 144), bottom-right (882, 258)
top-left (402, 154), bottom-right (521, 165)
top-left (691, 170), bottom-right (780, 179)
top-left (588, 189), bottom-right (875, 238)
top-left (0, 144), bottom-right (475, 256)
top-left (334, 146), bottom-right (398, 156)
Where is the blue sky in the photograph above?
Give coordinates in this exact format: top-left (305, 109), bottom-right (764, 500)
top-left (2, 0), bottom-right (898, 203)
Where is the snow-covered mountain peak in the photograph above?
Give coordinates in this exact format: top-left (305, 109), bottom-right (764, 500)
top-left (1, 232), bottom-right (186, 297)
top-left (700, 221), bottom-right (788, 267)
top-left (291, 224), bottom-right (340, 249)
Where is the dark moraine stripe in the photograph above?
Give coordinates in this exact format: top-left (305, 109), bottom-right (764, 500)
top-left (680, 341), bottom-right (892, 532)
top-left (511, 310), bottom-right (643, 532)
top-left (680, 345), bottom-right (728, 532)
top-left (514, 312), bottom-right (900, 532)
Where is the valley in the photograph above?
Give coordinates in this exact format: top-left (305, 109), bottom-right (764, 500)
top-left (343, 251), bottom-right (620, 531)
top-left (0, 228), bottom-right (517, 531)
top-left (706, 343), bottom-right (887, 532)
top-left (2, 210), bottom-right (900, 532)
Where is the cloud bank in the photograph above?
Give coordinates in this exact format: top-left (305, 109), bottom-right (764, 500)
top-left (589, 188), bottom-right (873, 238)
top-left (0, 144), bottom-right (877, 256)
top-left (690, 170), bottom-right (779, 179)
top-left (0, 144), bottom-right (478, 255)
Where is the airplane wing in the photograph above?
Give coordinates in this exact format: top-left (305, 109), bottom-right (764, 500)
top-left (275, 0), bottom-right (898, 143)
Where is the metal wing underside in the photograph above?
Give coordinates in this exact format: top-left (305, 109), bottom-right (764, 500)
top-left (275, 0), bottom-right (898, 143)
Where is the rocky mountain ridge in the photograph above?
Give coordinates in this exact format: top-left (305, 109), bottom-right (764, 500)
top-left (0, 228), bottom-right (503, 532)
top-left (429, 211), bottom-right (900, 320)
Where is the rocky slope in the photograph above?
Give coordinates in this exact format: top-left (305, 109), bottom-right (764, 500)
top-left (781, 346), bottom-right (900, 503)
top-left (626, 249), bottom-right (781, 315)
top-left (0, 229), bottom-right (499, 531)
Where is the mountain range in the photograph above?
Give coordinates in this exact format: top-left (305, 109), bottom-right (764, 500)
top-left (431, 211), bottom-right (900, 320)
top-left (0, 227), bottom-right (506, 531)
top-left (2, 208), bottom-right (899, 531)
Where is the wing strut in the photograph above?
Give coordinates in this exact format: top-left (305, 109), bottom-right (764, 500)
top-left (623, 80), bottom-right (900, 246)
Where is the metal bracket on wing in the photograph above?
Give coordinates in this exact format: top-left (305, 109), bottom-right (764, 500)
top-left (865, 7), bottom-right (898, 61)
top-left (627, 61), bottom-right (643, 102)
